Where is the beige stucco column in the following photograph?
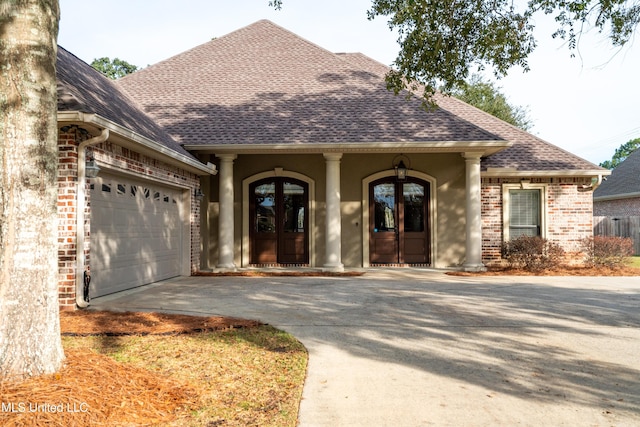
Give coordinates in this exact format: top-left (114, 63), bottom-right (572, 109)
top-left (217, 154), bottom-right (237, 270)
top-left (463, 152), bottom-right (486, 272)
top-left (323, 153), bottom-right (344, 271)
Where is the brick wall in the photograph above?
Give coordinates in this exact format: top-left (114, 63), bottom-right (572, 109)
top-left (481, 177), bottom-right (594, 266)
top-left (57, 130), bottom-right (81, 310)
top-left (57, 127), bottom-right (202, 310)
top-left (594, 197), bottom-right (640, 217)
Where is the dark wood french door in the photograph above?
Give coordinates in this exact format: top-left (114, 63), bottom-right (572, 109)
top-left (370, 178), bottom-right (430, 265)
top-left (250, 178), bottom-right (309, 265)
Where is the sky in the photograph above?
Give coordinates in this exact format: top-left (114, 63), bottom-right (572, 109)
top-left (57, 0), bottom-right (640, 166)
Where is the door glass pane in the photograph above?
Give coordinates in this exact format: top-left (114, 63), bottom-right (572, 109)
top-left (403, 183), bottom-right (424, 232)
top-left (255, 182), bottom-right (276, 232)
top-left (283, 182), bottom-right (305, 232)
top-left (374, 183), bottom-right (395, 231)
top-left (509, 189), bottom-right (540, 237)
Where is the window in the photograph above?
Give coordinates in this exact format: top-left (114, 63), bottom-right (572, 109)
top-left (503, 184), bottom-right (546, 241)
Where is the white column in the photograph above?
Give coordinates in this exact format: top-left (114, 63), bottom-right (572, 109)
top-left (217, 154), bottom-right (237, 270)
top-left (463, 153), bottom-right (486, 272)
top-left (323, 153), bottom-right (344, 271)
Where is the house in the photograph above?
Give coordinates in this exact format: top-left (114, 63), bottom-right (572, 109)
top-left (592, 148), bottom-right (640, 254)
top-left (56, 20), bottom-right (608, 309)
top-left (593, 148), bottom-right (640, 216)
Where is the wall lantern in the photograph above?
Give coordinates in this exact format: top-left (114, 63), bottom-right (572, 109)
top-left (194, 188), bottom-right (205, 200)
top-left (393, 155), bottom-right (411, 181)
top-left (85, 157), bottom-right (100, 178)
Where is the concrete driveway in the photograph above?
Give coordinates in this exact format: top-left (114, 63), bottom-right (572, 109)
top-left (91, 269), bottom-right (640, 426)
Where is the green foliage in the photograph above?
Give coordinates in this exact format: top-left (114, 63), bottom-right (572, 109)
top-left (447, 75), bottom-right (532, 130)
top-left (90, 57), bottom-right (138, 79)
top-left (269, 2), bottom-right (640, 106)
top-left (367, 0), bottom-right (536, 107)
top-left (581, 236), bottom-right (634, 268)
top-left (599, 137), bottom-right (640, 169)
top-left (528, 0), bottom-right (640, 49)
top-left (367, 0), bottom-right (640, 103)
top-left (502, 236), bottom-right (565, 272)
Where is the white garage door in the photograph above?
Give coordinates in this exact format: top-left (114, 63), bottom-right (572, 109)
top-left (90, 173), bottom-right (184, 297)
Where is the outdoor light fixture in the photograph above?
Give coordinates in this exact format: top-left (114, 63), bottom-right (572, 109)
top-left (85, 157), bottom-right (100, 178)
top-left (393, 155), bottom-right (411, 181)
top-left (395, 160), bottom-right (407, 180)
top-left (194, 188), bottom-right (205, 200)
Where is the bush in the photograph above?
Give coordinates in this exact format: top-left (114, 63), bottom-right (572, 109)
top-left (502, 236), bottom-right (565, 272)
top-left (581, 236), bottom-right (634, 269)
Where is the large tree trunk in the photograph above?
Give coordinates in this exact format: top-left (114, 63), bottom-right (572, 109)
top-left (0, 0), bottom-right (63, 381)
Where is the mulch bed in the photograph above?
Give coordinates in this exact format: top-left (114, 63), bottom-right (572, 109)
top-left (1, 311), bottom-right (263, 427)
top-left (447, 265), bottom-right (640, 276)
top-left (194, 270), bottom-right (364, 277)
top-left (59, 310), bottom-right (262, 336)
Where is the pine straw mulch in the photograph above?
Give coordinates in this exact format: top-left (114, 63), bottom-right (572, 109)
top-left (194, 270), bottom-right (364, 277)
top-left (59, 310), bottom-right (262, 336)
top-left (0, 311), bottom-right (268, 427)
top-left (447, 264), bottom-right (640, 276)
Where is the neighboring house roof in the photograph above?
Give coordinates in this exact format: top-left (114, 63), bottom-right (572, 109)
top-left (56, 46), bottom-right (204, 167)
top-left (118, 19), bottom-right (603, 175)
top-left (594, 148), bottom-right (640, 199)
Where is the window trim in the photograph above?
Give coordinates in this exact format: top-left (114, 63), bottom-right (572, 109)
top-left (502, 183), bottom-right (547, 242)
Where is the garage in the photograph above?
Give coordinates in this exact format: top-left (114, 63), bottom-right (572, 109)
top-left (90, 172), bottom-right (186, 297)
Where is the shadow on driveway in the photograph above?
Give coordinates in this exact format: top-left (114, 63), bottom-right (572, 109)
top-left (91, 270), bottom-right (640, 426)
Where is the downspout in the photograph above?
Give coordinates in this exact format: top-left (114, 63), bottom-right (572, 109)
top-left (76, 128), bottom-right (109, 308)
top-left (579, 174), bottom-right (604, 192)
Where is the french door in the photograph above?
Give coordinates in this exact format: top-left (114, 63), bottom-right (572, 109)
top-left (250, 178), bottom-right (309, 265)
top-left (370, 178), bottom-right (430, 265)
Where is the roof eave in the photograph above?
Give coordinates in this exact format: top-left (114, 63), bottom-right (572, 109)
top-left (58, 111), bottom-right (216, 176)
top-left (182, 140), bottom-right (512, 156)
top-left (594, 191), bottom-right (640, 202)
top-left (482, 168), bottom-right (612, 178)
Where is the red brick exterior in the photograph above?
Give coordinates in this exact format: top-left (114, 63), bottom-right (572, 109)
top-left (57, 127), bottom-right (202, 310)
top-left (594, 197), bottom-right (640, 217)
top-left (481, 177), bottom-right (594, 266)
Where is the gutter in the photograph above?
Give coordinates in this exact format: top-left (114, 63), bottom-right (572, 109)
top-left (76, 128), bottom-right (109, 308)
top-left (580, 174), bottom-right (604, 192)
top-left (182, 140), bottom-right (513, 157)
top-left (58, 112), bottom-right (216, 175)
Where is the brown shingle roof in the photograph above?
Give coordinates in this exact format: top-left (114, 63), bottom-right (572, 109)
top-left (56, 46), bottom-right (196, 160)
top-left (118, 19), bottom-right (603, 173)
top-left (118, 20), bottom-right (499, 146)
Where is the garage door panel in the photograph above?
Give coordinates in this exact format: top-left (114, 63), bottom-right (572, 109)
top-left (90, 174), bottom-right (184, 297)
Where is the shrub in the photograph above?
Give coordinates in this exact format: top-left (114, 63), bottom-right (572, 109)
top-left (581, 236), bottom-right (634, 269)
top-left (502, 235), bottom-right (565, 272)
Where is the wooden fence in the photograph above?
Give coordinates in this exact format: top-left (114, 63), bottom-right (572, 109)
top-left (593, 216), bottom-right (640, 255)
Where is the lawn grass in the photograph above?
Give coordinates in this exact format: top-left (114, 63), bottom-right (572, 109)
top-left (59, 325), bottom-right (307, 426)
top-left (627, 256), bottom-right (640, 268)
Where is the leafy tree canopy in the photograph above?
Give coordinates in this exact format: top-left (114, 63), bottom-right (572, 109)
top-left (446, 75), bottom-right (532, 130)
top-left (271, 1), bottom-right (640, 106)
top-left (91, 57), bottom-right (138, 79)
top-left (599, 137), bottom-right (640, 169)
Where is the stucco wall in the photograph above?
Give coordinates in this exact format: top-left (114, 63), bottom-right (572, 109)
top-left (202, 152), bottom-right (467, 269)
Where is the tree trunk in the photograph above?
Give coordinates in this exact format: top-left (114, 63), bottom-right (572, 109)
top-left (0, 0), bottom-right (63, 381)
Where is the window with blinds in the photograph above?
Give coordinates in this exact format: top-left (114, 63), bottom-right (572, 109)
top-left (509, 189), bottom-right (540, 238)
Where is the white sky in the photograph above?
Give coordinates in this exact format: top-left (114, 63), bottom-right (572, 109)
top-left (58, 0), bottom-right (640, 165)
